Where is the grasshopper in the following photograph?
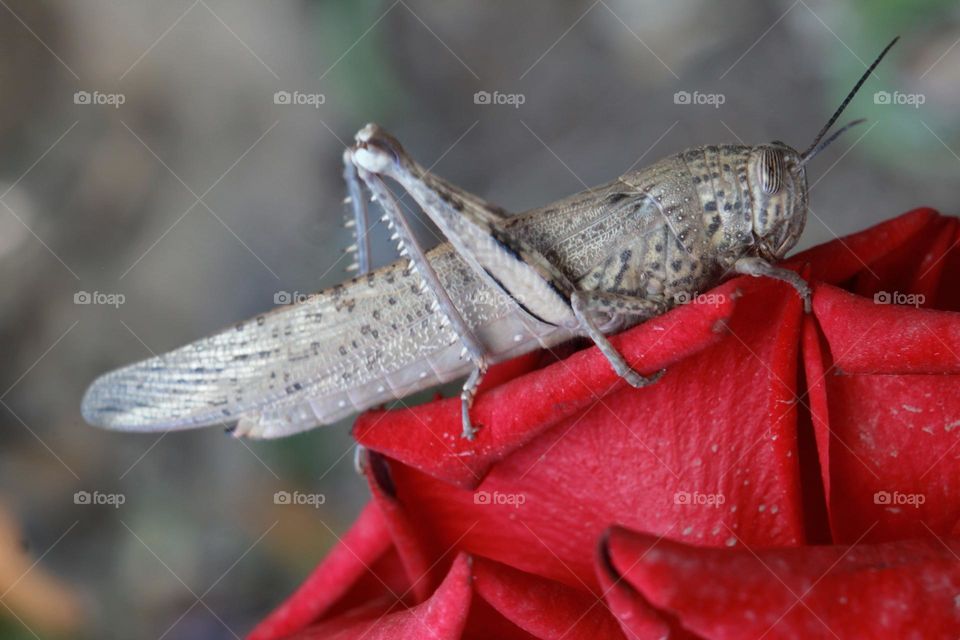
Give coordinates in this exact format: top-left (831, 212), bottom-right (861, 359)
top-left (82, 38), bottom-right (898, 440)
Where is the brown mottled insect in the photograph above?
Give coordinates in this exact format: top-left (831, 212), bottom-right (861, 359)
top-left (82, 38), bottom-right (898, 440)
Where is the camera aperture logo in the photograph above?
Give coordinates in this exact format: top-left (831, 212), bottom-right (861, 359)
top-left (74, 291), bottom-right (125, 308)
top-left (74, 490), bottom-right (126, 508)
top-left (673, 490), bottom-right (725, 507)
top-left (274, 490), bottom-right (326, 508)
top-left (74, 90), bottom-right (125, 108)
top-left (873, 90), bottom-right (925, 108)
top-left (873, 290), bottom-right (924, 308)
top-left (274, 90), bottom-right (325, 109)
top-left (473, 90), bottom-right (525, 109)
top-left (673, 90), bottom-right (725, 109)
top-left (473, 490), bottom-right (526, 508)
top-left (873, 490), bottom-right (924, 508)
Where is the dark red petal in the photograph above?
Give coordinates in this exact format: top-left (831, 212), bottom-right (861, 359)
top-left (355, 282), bottom-right (737, 488)
top-left (805, 284), bottom-right (960, 542)
top-left (367, 276), bottom-right (807, 593)
top-left (595, 533), bottom-right (696, 639)
top-left (801, 284), bottom-right (960, 545)
top-left (248, 502), bottom-right (394, 640)
top-left (913, 217), bottom-right (958, 306)
top-left (813, 283), bottom-right (960, 374)
top-left (785, 207), bottom-right (940, 285)
top-left (364, 452), bottom-right (444, 603)
top-left (850, 216), bottom-right (958, 310)
top-left (323, 548), bottom-right (414, 618)
top-left (471, 556), bottom-right (623, 639)
top-left (287, 553), bottom-right (473, 640)
top-left (935, 220), bottom-right (960, 312)
top-left (604, 526), bottom-right (960, 639)
top-left (476, 351), bottom-right (544, 392)
top-left (800, 312), bottom-right (833, 536)
top-left (463, 597), bottom-right (539, 640)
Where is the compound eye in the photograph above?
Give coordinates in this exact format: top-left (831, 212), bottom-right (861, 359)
top-left (758, 148), bottom-right (783, 194)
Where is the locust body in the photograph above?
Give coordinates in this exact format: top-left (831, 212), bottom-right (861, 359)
top-left (82, 39), bottom-right (899, 439)
top-left (79, 143), bottom-right (811, 438)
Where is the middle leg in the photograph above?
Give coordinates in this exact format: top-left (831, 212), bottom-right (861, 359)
top-left (571, 290), bottom-right (666, 388)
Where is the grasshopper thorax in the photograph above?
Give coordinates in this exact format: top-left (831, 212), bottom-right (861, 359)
top-left (745, 142), bottom-right (807, 262)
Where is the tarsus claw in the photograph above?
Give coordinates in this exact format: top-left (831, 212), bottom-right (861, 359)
top-left (623, 367), bottom-right (665, 389)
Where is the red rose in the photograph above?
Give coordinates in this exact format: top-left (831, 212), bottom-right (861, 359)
top-left (249, 208), bottom-right (960, 640)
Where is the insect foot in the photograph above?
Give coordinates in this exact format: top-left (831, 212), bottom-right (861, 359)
top-left (795, 280), bottom-right (812, 313)
top-left (734, 257), bottom-right (812, 313)
top-left (623, 367), bottom-right (666, 389)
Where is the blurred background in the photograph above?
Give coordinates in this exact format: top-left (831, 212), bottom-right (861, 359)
top-left (0, 0), bottom-right (957, 637)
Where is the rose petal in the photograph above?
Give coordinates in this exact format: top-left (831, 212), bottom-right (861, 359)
top-left (476, 351), bottom-right (544, 391)
top-left (596, 533), bottom-right (694, 639)
top-left (365, 452), bottom-right (444, 602)
top-left (814, 371), bottom-right (960, 543)
top-left (850, 216), bottom-right (957, 309)
top-left (804, 285), bottom-right (960, 542)
top-left (249, 502), bottom-right (394, 640)
top-left (799, 313), bottom-right (832, 544)
top-left (463, 596), bottom-right (539, 639)
top-left (286, 553), bottom-right (473, 640)
top-left (365, 276), bottom-right (806, 593)
top-left (355, 282), bottom-right (738, 488)
top-left (911, 217), bottom-right (958, 305)
top-left (935, 220), bottom-right (960, 312)
top-left (472, 556), bottom-right (623, 639)
top-left (813, 283), bottom-right (960, 374)
top-left (604, 526), bottom-right (960, 638)
top-left (785, 208), bottom-right (939, 285)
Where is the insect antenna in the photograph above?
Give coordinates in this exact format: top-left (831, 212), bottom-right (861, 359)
top-left (800, 36), bottom-right (899, 164)
top-left (801, 117), bottom-right (866, 165)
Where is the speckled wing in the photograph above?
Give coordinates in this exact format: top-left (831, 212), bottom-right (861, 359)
top-left (81, 244), bottom-right (557, 438)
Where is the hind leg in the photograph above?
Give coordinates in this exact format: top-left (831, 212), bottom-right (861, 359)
top-left (348, 152), bottom-right (490, 439)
